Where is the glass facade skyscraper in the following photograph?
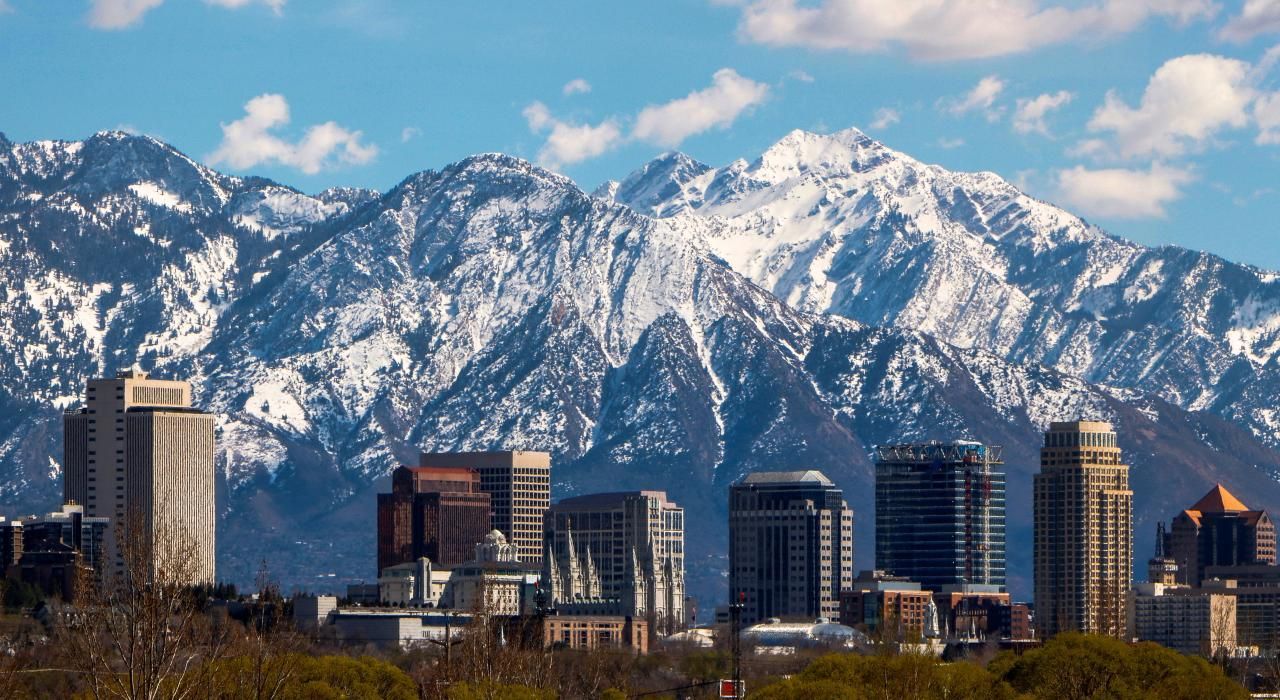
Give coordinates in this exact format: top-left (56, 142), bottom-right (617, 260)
top-left (874, 441), bottom-right (1007, 591)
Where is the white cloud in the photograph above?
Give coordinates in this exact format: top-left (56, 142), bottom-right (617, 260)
top-left (1084, 54), bottom-right (1254, 159)
top-left (728, 0), bottom-right (1216, 61)
top-left (522, 102), bottom-right (623, 169)
top-left (523, 68), bottom-right (769, 169)
top-left (88, 0), bottom-right (165, 28)
top-left (208, 93), bottom-right (378, 175)
top-left (1257, 92), bottom-right (1280, 144)
top-left (208, 0), bottom-right (284, 12)
top-left (562, 78), bottom-right (592, 96)
top-left (942, 76), bottom-right (1006, 121)
top-left (1219, 0), bottom-right (1280, 43)
top-left (1013, 90), bottom-right (1074, 135)
top-left (788, 69), bottom-right (815, 83)
top-left (870, 107), bottom-right (900, 129)
top-left (0, 1), bottom-right (13, 14)
top-left (400, 127), bottom-right (421, 143)
top-left (87, 0), bottom-right (283, 29)
top-left (937, 137), bottom-right (966, 149)
top-left (632, 68), bottom-right (770, 148)
top-left (1055, 163), bottom-right (1195, 218)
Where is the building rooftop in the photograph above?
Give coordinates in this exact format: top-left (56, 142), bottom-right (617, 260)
top-left (1190, 484), bottom-right (1251, 513)
top-left (1047, 420), bottom-right (1114, 432)
top-left (875, 441), bottom-right (1002, 464)
top-left (553, 490), bottom-right (676, 509)
top-left (739, 470), bottom-right (833, 486)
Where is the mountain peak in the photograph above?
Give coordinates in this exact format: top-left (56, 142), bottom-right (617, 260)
top-left (592, 180), bottom-right (620, 200)
top-left (751, 125), bottom-right (905, 184)
top-left (608, 151), bottom-right (712, 217)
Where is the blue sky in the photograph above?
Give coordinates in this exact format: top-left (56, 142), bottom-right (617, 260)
top-left (3, 0), bottom-right (1280, 268)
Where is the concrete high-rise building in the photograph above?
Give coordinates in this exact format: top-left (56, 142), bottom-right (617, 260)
top-left (729, 470), bottom-right (854, 626)
top-left (1166, 483), bottom-right (1276, 587)
top-left (63, 371), bottom-right (215, 583)
top-left (418, 451), bottom-right (551, 564)
top-left (1034, 420), bottom-right (1133, 639)
top-left (127, 408), bottom-right (216, 583)
top-left (376, 466), bottom-right (492, 571)
top-left (543, 491), bottom-right (685, 634)
top-left (875, 441), bottom-right (1007, 591)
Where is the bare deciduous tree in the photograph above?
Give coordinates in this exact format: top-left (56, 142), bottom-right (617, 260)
top-left (206, 562), bottom-right (304, 700)
top-left (55, 506), bottom-right (229, 700)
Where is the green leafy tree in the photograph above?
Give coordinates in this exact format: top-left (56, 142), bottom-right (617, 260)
top-left (752, 652), bottom-right (1015, 700)
top-left (990, 633), bottom-right (1248, 700)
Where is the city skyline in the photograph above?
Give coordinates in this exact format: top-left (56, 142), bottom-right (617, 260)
top-left (3, 1), bottom-right (1279, 692)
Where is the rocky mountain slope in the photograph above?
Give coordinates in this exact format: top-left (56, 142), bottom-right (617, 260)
top-left (1, 129), bottom-right (1278, 607)
top-left (604, 128), bottom-right (1280, 452)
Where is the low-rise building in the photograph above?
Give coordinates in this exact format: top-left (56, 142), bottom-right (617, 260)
top-left (441, 530), bottom-right (540, 615)
top-left (541, 615), bottom-right (648, 653)
top-left (1197, 566), bottom-right (1280, 650)
top-left (345, 583), bottom-right (379, 606)
top-left (330, 609), bottom-right (471, 649)
top-left (838, 570), bottom-right (933, 639)
top-left (998, 602), bottom-right (1035, 641)
top-left (1131, 583), bottom-right (1237, 657)
top-left (741, 618), bottom-right (864, 655)
top-left (934, 584), bottom-right (1012, 640)
top-left (7, 503), bottom-right (110, 600)
top-left (293, 594), bottom-right (338, 631)
top-left (378, 558), bottom-right (452, 608)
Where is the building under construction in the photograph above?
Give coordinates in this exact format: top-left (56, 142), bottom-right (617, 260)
top-left (874, 441), bottom-right (1007, 591)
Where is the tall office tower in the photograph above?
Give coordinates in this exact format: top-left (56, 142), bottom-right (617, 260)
top-left (729, 470), bottom-right (854, 626)
top-left (376, 466), bottom-right (492, 571)
top-left (64, 370), bottom-right (215, 583)
top-left (1166, 483), bottom-right (1276, 587)
top-left (1033, 420), bottom-right (1133, 639)
top-left (875, 441), bottom-right (1007, 591)
top-left (543, 491), bottom-right (686, 634)
top-left (418, 451), bottom-right (551, 564)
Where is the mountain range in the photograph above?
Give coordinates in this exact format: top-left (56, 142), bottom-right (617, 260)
top-left (2, 127), bottom-right (1279, 609)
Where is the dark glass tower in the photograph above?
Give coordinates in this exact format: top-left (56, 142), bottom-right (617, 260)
top-left (875, 441), bottom-right (1007, 591)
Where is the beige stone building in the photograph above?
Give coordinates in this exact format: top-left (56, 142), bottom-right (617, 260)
top-left (64, 371), bottom-right (215, 583)
top-left (1131, 582), bottom-right (1237, 657)
top-left (1034, 420), bottom-right (1133, 639)
top-left (418, 451), bottom-right (551, 564)
top-left (442, 530), bottom-right (540, 615)
top-left (541, 615), bottom-right (648, 653)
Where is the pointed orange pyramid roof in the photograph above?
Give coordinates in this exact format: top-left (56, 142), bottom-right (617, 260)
top-left (1190, 484), bottom-right (1251, 513)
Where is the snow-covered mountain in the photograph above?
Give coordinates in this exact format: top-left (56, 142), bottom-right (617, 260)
top-left (2, 129), bottom-right (1279, 606)
top-left (603, 127), bottom-right (1280, 453)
